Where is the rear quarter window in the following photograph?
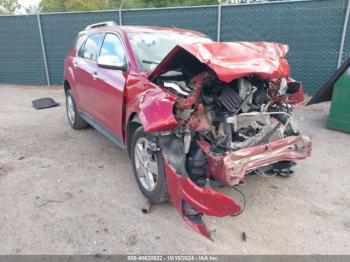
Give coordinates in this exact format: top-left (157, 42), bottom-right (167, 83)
top-left (78, 33), bottom-right (103, 62)
top-left (75, 33), bottom-right (86, 49)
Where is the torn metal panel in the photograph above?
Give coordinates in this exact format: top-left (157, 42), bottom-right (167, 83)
top-left (197, 135), bottom-right (311, 186)
top-left (164, 158), bottom-right (241, 239)
top-left (149, 42), bottom-right (290, 83)
top-left (137, 88), bottom-right (179, 133)
top-left (158, 134), bottom-right (241, 239)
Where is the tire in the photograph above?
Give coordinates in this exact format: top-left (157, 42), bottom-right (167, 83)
top-left (65, 89), bottom-right (89, 130)
top-left (131, 126), bottom-right (168, 203)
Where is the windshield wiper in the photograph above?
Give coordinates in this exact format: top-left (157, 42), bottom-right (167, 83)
top-left (142, 60), bottom-right (160, 65)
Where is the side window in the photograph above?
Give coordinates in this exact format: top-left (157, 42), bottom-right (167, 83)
top-left (78, 33), bottom-right (103, 62)
top-left (99, 33), bottom-right (127, 66)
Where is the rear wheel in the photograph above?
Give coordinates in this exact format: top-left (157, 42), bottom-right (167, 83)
top-left (131, 127), bottom-right (168, 203)
top-left (65, 89), bottom-right (88, 130)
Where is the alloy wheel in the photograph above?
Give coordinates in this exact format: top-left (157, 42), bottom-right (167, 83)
top-left (67, 95), bottom-right (75, 124)
top-left (134, 137), bottom-right (159, 191)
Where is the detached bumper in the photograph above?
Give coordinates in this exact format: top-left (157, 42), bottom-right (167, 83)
top-left (164, 135), bottom-right (311, 239)
top-left (164, 159), bottom-right (241, 239)
top-left (199, 135), bottom-right (312, 186)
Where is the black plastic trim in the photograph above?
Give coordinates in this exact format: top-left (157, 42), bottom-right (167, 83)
top-left (79, 111), bottom-right (126, 150)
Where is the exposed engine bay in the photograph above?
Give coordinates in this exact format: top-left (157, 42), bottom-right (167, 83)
top-left (143, 42), bottom-right (312, 239)
top-left (155, 68), bottom-right (302, 179)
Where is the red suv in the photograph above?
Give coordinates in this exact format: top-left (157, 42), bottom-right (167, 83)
top-left (64, 22), bottom-right (311, 238)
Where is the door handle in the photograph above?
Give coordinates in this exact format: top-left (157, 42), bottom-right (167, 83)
top-left (92, 71), bottom-right (98, 80)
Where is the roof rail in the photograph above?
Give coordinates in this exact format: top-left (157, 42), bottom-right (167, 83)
top-left (84, 21), bottom-right (117, 30)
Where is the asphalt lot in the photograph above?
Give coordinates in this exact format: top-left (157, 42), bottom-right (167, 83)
top-left (0, 84), bottom-right (349, 254)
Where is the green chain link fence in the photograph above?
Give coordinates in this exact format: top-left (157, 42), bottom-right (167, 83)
top-left (0, 15), bottom-right (47, 85)
top-left (0, 0), bottom-right (349, 94)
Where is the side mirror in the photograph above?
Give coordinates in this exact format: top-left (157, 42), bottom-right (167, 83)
top-left (97, 55), bottom-right (127, 71)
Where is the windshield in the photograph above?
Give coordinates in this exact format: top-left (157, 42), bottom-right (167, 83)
top-left (127, 31), bottom-right (213, 72)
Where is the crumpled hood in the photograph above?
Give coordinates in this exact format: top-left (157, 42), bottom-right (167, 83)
top-left (149, 42), bottom-right (290, 83)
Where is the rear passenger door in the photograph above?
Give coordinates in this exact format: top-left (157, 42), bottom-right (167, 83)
top-left (73, 33), bottom-right (103, 112)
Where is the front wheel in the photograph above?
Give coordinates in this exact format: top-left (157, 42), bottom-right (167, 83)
top-left (131, 127), bottom-right (168, 203)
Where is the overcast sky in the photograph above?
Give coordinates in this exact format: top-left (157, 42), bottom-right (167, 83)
top-left (19, 0), bottom-right (41, 8)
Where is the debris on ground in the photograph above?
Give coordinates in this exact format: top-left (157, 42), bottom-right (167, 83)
top-left (34, 197), bottom-right (63, 208)
top-left (127, 235), bottom-right (137, 246)
top-left (32, 97), bottom-right (59, 110)
top-left (241, 232), bottom-right (247, 242)
top-left (142, 200), bottom-right (152, 214)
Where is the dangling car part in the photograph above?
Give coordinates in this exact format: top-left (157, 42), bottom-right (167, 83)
top-left (64, 25), bottom-right (311, 240)
top-left (141, 42), bottom-right (311, 238)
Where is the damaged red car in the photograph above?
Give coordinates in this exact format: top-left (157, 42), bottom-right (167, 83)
top-left (64, 22), bottom-right (311, 239)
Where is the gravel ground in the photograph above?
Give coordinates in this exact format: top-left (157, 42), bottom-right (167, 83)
top-left (0, 84), bottom-right (349, 255)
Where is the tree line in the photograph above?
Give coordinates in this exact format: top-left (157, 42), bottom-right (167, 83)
top-left (0, 0), bottom-right (289, 15)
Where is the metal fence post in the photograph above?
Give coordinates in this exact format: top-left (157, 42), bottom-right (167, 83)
top-left (119, 0), bottom-right (124, 25)
top-left (36, 11), bottom-right (50, 86)
top-left (338, 0), bottom-right (350, 68)
top-left (119, 8), bottom-right (123, 25)
top-left (217, 4), bottom-right (222, 42)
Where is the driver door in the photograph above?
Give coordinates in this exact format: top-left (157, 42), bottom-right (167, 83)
top-left (90, 32), bottom-right (128, 140)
